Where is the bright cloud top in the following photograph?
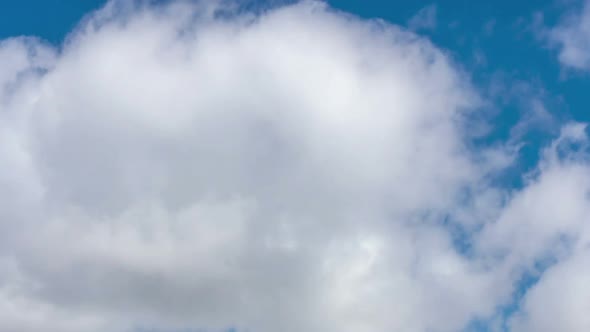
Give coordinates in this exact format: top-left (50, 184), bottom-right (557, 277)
top-left (0, 1), bottom-right (589, 332)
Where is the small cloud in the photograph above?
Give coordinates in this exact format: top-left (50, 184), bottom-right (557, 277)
top-left (473, 49), bottom-right (488, 67)
top-left (408, 4), bottom-right (437, 31)
top-left (483, 19), bottom-right (496, 36)
top-left (448, 20), bottom-right (460, 30)
top-left (545, 0), bottom-right (590, 71)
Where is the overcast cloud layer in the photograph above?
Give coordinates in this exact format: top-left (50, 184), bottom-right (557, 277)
top-left (1, 1), bottom-right (590, 332)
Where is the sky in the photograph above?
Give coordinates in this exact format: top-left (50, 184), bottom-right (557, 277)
top-left (1, 0), bottom-right (590, 332)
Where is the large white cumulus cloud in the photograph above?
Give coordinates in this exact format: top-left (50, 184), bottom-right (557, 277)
top-left (1, 1), bottom-right (590, 332)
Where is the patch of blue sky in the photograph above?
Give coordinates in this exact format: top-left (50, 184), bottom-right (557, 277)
top-left (0, 1), bottom-right (105, 43)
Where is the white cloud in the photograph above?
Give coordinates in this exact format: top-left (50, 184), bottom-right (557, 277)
top-left (548, 0), bottom-right (590, 70)
top-left (0, 1), bottom-right (590, 332)
top-left (476, 123), bottom-right (590, 332)
top-left (510, 250), bottom-right (590, 332)
top-left (408, 4), bottom-right (438, 32)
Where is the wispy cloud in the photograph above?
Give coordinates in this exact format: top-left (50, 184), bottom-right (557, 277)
top-left (408, 4), bottom-right (438, 31)
top-left (546, 0), bottom-right (590, 71)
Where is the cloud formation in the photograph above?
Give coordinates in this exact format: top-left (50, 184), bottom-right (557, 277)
top-left (0, 1), bottom-right (589, 332)
top-left (408, 4), bottom-right (438, 32)
top-left (548, 0), bottom-right (590, 70)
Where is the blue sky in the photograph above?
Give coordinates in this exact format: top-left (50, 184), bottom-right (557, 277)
top-left (1, 1), bottom-right (590, 332)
